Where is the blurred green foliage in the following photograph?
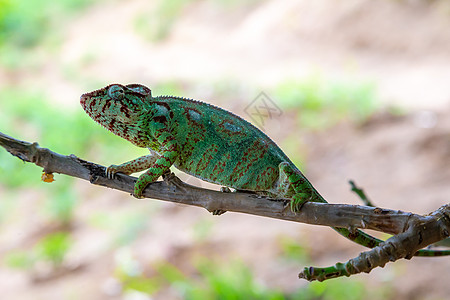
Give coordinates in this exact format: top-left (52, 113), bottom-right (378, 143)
top-left (90, 208), bottom-right (151, 246)
top-left (154, 80), bottom-right (187, 96)
top-left (0, 0), bottom-right (101, 70)
top-left (5, 231), bottom-right (72, 269)
top-left (134, 0), bottom-right (197, 42)
top-left (278, 235), bottom-right (311, 263)
top-left (0, 0), bottom-right (93, 48)
top-left (114, 256), bottom-right (391, 300)
top-left (191, 217), bottom-right (215, 242)
top-left (183, 259), bottom-right (285, 300)
top-left (36, 231), bottom-right (72, 265)
top-left (280, 134), bottom-right (308, 172)
top-left (134, 0), bottom-right (266, 42)
top-left (275, 74), bottom-right (378, 129)
top-left (292, 279), bottom-right (367, 300)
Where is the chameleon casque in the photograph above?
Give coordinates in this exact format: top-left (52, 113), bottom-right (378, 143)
top-left (81, 83), bottom-right (449, 256)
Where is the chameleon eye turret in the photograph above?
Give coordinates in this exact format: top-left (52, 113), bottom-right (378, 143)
top-left (108, 85), bottom-right (125, 100)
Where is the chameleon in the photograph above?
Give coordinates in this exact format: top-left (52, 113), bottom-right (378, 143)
top-left (80, 83), bottom-right (450, 257)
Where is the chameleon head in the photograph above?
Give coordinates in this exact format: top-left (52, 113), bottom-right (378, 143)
top-left (80, 83), bottom-right (152, 146)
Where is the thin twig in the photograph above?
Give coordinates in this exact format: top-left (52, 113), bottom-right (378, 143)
top-left (349, 180), bottom-right (375, 207)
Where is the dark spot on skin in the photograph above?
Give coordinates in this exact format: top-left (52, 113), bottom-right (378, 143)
top-left (89, 99), bottom-right (96, 113)
top-left (108, 118), bottom-right (116, 131)
top-left (120, 105), bottom-right (130, 118)
top-left (122, 124), bottom-right (128, 136)
top-left (102, 101), bottom-right (112, 114)
top-left (290, 177), bottom-right (305, 186)
top-left (153, 115), bottom-right (168, 124)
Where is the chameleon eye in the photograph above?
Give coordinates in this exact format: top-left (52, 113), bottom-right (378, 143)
top-left (108, 85), bottom-right (125, 100)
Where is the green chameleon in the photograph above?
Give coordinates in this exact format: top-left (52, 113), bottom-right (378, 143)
top-left (80, 83), bottom-right (449, 257)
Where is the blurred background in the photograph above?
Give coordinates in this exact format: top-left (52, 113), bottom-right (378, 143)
top-left (1, 0), bottom-right (450, 299)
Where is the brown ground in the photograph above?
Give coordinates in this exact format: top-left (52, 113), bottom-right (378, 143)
top-left (1, 0), bottom-right (450, 299)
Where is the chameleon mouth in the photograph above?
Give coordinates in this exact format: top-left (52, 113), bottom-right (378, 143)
top-left (79, 93), bottom-right (95, 113)
top-left (79, 94), bottom-right (89, 106)
top-left (80, 83), bottom-right (122, 107)
top-left (80, 85), bottom-right (110, 108)
top-left (80, 91), bottom-right (99, 113)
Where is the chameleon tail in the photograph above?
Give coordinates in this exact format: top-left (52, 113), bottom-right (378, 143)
top-left (284, 164), bottom-right (450, 256)
top-left (333, 227), bottom-right (450, 256)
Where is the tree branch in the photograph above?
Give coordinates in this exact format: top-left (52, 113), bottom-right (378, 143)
top-left (1, 131), bottom-right (449, 280)
top-left (299, 204), bottom-right (450, 281)
top-left (0, 131), bottom-right (419, 233)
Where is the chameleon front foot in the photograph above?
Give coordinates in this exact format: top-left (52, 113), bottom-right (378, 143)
top-left (106, 164), bottom-right (134, 180)
top-left (220, 187), bottom-right (232, 193)
top-left (105, 164), bottom-right (120, 179)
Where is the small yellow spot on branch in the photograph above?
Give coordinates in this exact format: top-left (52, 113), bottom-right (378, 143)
top-left (41, 171), bottom-right (55, 183)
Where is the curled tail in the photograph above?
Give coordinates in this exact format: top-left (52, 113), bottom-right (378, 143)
top-left (282, 163), bottom-right (450, 257)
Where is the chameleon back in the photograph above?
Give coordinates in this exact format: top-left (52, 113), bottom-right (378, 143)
top-left (153, 95), bottom-right (294, 193)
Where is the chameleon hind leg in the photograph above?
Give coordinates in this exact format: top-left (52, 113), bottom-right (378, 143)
top-left (278, 165), bottom-right (450, 256)
top-left (278, 162), bottom-right (322, 212)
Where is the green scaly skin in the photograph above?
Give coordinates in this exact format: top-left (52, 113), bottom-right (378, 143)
top-left (80, 84), bottom-right (450, 257)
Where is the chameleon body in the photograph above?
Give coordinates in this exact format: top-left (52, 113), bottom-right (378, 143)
top-left (81, 83), bottom-right (449, 256)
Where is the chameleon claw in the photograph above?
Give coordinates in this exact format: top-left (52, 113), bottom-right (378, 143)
top-left (290, 194), bottom-right (309, 213)
top-left (162, 170), bottom-right (175, 181)
top-left (132, 193), bottom-right (145, 199)
top-left (220, 187), bottom-right (232, 193)
top-left (132, 187), bottom-right (145, 199)
top-left (212, 209), bottom-right (227, 215)
top-left (106, 165), bottom-right (119, 179)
